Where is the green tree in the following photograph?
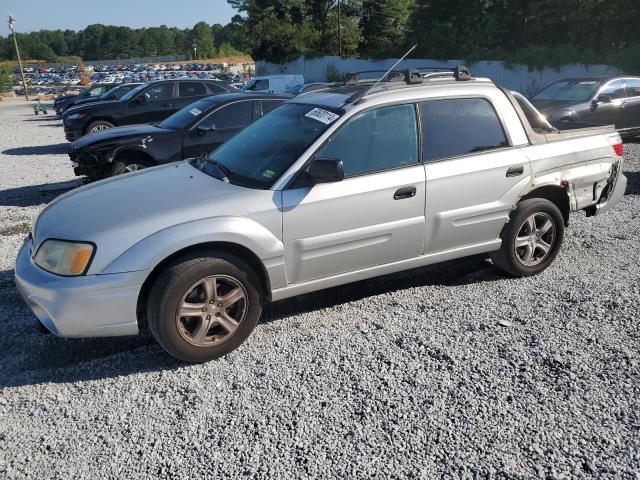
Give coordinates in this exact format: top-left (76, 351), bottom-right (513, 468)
top-left (229, 0), bottom-right (314, 63)
top-left (190, 21), bottom-right (216, 59)
top-left (360, 0), bottom-right (414, 59)
top-left (0, 68), bottom-right (13, 93)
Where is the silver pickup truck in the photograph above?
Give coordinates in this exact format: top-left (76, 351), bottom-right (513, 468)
top-left (15, 68), bottom-right (627, 362)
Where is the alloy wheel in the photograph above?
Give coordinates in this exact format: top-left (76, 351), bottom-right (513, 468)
top-left (124, 164), bottom-right (145, 172)
top-left (175, 275), bottom-right (248, 347)
top-left (514, 212), bottom-right (556, 267)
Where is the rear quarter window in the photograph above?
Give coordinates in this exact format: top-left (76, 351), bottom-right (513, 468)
top-left (420, 98), bottom-right (509, 162)
top-left (206, 83), bottom-right (228, 94)
top-left (179, 82), bottom-right (206, 97)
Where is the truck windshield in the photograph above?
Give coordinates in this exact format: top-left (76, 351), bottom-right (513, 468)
top-left (206, 103), bottom-right (342, 189)
top-left (533, 80), bottom-right (602, 102)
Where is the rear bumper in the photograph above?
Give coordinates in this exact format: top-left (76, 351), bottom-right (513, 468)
top-left (15, 237), bottom-right (147, 337)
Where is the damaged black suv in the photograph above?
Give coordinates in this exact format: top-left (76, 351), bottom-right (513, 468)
top-left (69, 92), bottom-right (290, 179)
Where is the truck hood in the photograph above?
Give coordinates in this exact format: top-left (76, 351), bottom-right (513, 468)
top-left (71, 124), bottom-right (170, 150)
top-left (33, 162), bottom-right (257, 273)
top-left (64, 100), bottom-right (118, 117)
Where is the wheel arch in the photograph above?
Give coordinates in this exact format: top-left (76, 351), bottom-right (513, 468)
top-left (520, 184), bottom-right (570, 226)
top-left (136, 242), bottom-right (272, 333)
top-left (111, 147), bottom-right (157, 166)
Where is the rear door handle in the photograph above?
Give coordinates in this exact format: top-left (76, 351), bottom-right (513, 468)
top-left (394, 186), bottom-right (417, 200)
top-left (506, 165), bottom-right (524, 177)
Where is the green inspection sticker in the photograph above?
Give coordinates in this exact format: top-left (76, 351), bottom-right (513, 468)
top-left (262, 169), bottom-right (276, 179)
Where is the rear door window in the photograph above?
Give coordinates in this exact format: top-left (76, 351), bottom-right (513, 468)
top-left (206, 83), bottom-right (228, 94)
top-left (261, 100), bottom-right (284, 116)
top-left (210, 101), bottom-right (254, 129)
top-left (420, 98), bottom-right (509, 162)
top-left (179, 82), bottom-right (206, 98)
top-left (624, 79), bottom-right (640, 98)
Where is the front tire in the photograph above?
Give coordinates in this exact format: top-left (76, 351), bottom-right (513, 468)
top-left (85, 120), bottom-right (114, 135)
top-left (147, 252), bottom-right (263, 363)
top-left (492, 198), bottom-right (565, 277)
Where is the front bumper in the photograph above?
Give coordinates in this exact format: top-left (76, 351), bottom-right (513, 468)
top-left (15, 237), bottom-right (147, 337)
top-left (63, 121), bottom-right (83, 141)
top-left (69, 149), bottom-right (111, 179)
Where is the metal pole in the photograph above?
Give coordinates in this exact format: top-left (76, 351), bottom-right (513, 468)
top-left (8, 16), bottom-right (29, 101)
top-left (338, 0), bottom-right (342, 57)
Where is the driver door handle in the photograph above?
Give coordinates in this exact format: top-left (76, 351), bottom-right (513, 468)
top-left (506, 165), bottom-right (524, 177)
top-left (394, 186), bottom-right (417, 200)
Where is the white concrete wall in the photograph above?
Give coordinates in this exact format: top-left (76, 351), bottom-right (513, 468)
top-left (256, 56), bottom-right (620, 96)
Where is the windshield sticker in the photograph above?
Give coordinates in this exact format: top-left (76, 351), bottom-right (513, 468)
top-left (305, 108), bottom-right (339, 125)
top-left (189, 107), bottom-right (202, 116)
top-left (262, 169), bottom-right (276, 179)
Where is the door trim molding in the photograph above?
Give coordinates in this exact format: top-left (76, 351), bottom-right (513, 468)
top-left (271, 239), bottom-right (501, 301)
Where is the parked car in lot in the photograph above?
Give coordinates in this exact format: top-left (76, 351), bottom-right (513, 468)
top-left (286, 82), bottom-right (330, 95)
top-left (68, 82), bottom-right (143, 109)
top-left (241, 75), bottom-right (304, 93)
top-left (531, 76), bottom-right (640, 138)
top-left (62, 79), bottom-right (237, 141)
top-left (53, 84), bottom-right (117, 115)
top-left (16, 68), bottom-right (626, 363)
top-left (70, 93), bottom-right (290, 179)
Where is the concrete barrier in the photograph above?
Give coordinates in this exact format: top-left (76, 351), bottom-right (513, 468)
top-left (256, 56), bottom-right (620, 96)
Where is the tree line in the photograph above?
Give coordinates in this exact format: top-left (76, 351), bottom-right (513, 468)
top-left (0, 21), bottom-right (245, 63)
top-left (2, 0), bottom-right (639, 72)
top-left (230, 0), bottom-right (640, 72)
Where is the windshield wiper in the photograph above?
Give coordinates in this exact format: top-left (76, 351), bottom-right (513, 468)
top-left (207, 158), bottom-right (232, 181)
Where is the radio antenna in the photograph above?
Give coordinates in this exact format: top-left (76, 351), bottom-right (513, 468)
top-left (363, 44), bottom-right (417, 96)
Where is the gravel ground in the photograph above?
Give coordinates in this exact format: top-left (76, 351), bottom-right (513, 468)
top-left (0, 98), bottom-right (638, 479)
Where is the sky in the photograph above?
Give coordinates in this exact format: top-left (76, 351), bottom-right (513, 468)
top-left (4, 0), bottom-right (238, 33)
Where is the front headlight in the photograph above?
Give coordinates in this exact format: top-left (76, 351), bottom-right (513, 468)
top-left (66, 113), bottom-right (85, 120)
top-left (34, 240), bottom-right (95, 276)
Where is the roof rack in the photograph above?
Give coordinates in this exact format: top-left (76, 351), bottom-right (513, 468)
top-left (339, 65), bottom-right (472, 104)
top-left (343, 65), bottom-right (471, 86)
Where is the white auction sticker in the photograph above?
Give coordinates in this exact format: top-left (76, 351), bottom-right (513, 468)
top-left (305, 108), bottom-right (339, 125)
top-left (189, 107), bottom-right (202, 116)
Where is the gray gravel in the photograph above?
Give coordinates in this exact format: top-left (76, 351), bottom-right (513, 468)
top-left (0, 98), bottom-right (639, 479)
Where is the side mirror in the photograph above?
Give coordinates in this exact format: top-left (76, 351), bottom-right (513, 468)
top-left (135, 94), bottom-right (147, 104)
top-left (307, 158), bottom-right (344, 184)
top-left (197, 121), bottom-right (216, 136)
top-left (596, 94), bottom-right (612, 104)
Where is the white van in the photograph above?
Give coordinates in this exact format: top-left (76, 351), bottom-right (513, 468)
top-left (241, 75), bottom-right (304, 94)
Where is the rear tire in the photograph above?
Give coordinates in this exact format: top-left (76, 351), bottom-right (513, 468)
top-left (147, 252), bottom-right (263, 363)
top-left (85, 120), bottom-right (114, 135)
top-left (492, 198), bottom-right (565, 277)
